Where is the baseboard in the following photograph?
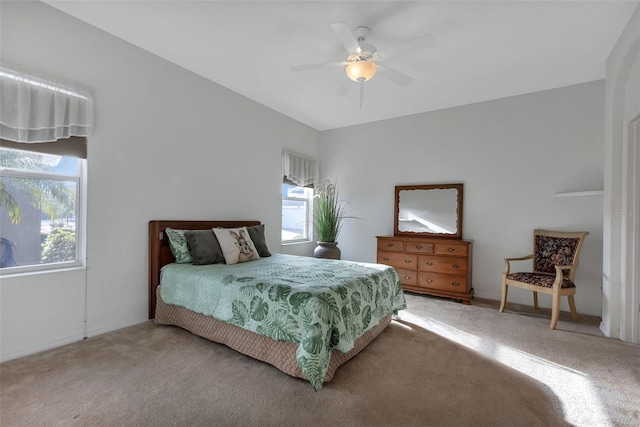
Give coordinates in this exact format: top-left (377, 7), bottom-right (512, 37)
top-left (2, 318), bottom-right (153, 363)
top-left (1, 332), bottom-right (84, 363)
top-left (599, 319), bottom-right (619, 338)
top-left (86, 317), bottom-right (148, 339)
top-left (473, 290), bottom-right (501, 301)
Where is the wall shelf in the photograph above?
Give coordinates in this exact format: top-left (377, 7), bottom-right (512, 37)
top-left (553, 190), bottom-right (604, 198)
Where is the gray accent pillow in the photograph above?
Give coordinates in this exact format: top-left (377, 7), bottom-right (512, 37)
top-left (165, 228), bottom-right (192, 264)
top-left (184, 229), bottom-right (225, 265)
top-left (247, 224), bottom-right (271, 257)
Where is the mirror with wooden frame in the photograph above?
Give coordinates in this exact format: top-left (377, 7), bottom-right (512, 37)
top-left (394, 183), bottom-right (463, 239)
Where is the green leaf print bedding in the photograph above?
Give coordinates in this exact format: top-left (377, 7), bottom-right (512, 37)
top-left (160, 253), bottom-right (406, 390)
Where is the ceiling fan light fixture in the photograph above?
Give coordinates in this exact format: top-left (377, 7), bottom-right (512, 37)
top-left (346, 59), bottom-right (377, 82)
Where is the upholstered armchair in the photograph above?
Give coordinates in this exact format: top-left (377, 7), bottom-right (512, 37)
top-left (499, 229), bottom-right (589, 329)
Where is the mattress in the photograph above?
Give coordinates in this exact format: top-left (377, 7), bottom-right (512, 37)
top-left (158, 253), bottom-right (406, 390)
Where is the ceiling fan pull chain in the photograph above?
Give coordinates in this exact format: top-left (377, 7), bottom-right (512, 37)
top-left (360, 80), bottom-right (364, 109)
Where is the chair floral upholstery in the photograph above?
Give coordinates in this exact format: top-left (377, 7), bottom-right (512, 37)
top-left (533, 235), bottom-right (581, 275)
top-left (505, 272), bottom-right (575, 289)
top-left (499, 229), bottom-right (588, 330)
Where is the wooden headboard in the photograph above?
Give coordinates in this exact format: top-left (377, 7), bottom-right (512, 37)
top-left (148, 220), bottom-right (261, 319)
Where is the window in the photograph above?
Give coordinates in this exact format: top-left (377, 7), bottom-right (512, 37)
top-left (281, 182), bottom-right (313, 243)
top-left (0, 147), bottom-right (85, 273)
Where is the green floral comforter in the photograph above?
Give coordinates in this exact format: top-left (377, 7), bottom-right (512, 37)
top-left (160, 253), bottom-right (406, 390)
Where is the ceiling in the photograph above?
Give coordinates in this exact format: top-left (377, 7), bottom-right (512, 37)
top-left (44, 1), bottom-right (638, 131)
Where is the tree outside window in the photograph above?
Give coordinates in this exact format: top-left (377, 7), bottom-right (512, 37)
top-left (0, 147), bottom-right (82, 271)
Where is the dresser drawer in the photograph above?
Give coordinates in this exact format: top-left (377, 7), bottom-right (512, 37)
top-left (377, 239), bottom-right (404, 252)
top-left (404, 241), bottom-right (434, 254)
top-left (434, 242), bottom-right (468, 256)
top-left (418, 272), bottom-right (467, 293)
top-left (418, 255), bottom-right (468, 275)
top-left (396, 268), bottom-right (418, 286)
top-left (377, 251), bottom-right (418, 270)
top-left (377, 235), bottom-right (473, 304)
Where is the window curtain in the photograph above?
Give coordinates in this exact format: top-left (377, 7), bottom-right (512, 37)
top-left (0, 67), bottom-right (93, 147)
top-left (282, 150), bottom-right (319, 187)
top-left (0, 136), bottom-right (87, 159)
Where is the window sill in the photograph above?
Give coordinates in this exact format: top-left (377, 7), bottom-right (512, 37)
top-left (281, 240), bottom-right (313, 246)
top-left (0, 264), bottom-right (86, 278)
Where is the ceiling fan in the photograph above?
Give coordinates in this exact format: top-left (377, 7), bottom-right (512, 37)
top-left (291, 23), bottom-right (435, 104)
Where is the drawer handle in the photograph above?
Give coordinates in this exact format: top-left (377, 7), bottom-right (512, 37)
top-left (425, 262), bottom-right (434, 266)
top-left (404, 275), bottom-right (411, 280)
top-left (451, 282), bottom-right (460, 287)
top-left (452, 264), bottom-right (460, 269)
top-left (426, 278), bottom-right (434, 283)
top-left (404, 259), bottom-right (412, 264)
top-left (415, 245), bottom-right (423, 249)
top-left (387, 243), bottom-right (394, 247)
top-left (447, 247), bottom-right (456, 252)
top-left (383, 257), bottom-right (390, 261)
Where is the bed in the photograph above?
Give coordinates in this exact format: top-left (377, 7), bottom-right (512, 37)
top-left (149, 220), bottom-right (406, 390)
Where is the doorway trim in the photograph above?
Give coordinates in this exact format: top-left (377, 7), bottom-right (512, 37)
top-left (621, 115), bottom-right (640, 343)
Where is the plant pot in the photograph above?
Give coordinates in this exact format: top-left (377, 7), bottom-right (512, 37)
top-left (314, 241), bottom-right (341, 260)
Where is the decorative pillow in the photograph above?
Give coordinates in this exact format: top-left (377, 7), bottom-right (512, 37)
top-left (246, 224), bottom-right (271, 257)
top-left (184, 229), bottom-right (225, 265)
top-left (165, 228), bottom-right (192, 264)
top-left (212, 227), bottom-right (260, 265)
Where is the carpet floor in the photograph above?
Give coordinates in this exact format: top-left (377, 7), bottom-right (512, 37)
top-left (1, 293), bottom-right (639, 426)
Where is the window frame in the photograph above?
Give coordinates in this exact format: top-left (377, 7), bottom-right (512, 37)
top-left (0, 150), bottom-right (86, 275)
top-left (281, 182), bottom-right (314, 245)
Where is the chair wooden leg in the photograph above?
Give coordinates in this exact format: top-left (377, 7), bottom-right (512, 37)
top-left (550, 289), bottom-right (561, 330)
top-left (499, 278), bottom-right (508, 312)
top-left (533, 291), bottom-right (538, 310)
top-left (567, 295), bottom-right (579, 320)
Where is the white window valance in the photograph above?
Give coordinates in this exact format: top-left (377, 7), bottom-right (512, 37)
top-left (0, 67), bottom-right (93, 143)
top-left (282, 150), bottom-right (319, 187)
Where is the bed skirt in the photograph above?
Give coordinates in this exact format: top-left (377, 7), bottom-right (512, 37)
top-left (154, 287), bottom-right (392, 384)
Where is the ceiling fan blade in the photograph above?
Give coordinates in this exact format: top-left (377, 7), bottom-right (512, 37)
top-left (291, 61), bottom-right (345, 72)
top-left (335, 80), bottom-right (353, 96)
top-left (376, 34), bottom-right (435, 61)
top-left (330, 23), bottom-right (361, 53)
top-left (376, 65), bottom-right (415, 86)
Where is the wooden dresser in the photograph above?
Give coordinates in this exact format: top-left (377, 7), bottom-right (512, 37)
top-left (377, 235), bottom-right (473, 304)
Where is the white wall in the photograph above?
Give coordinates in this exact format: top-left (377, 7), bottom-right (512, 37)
top-left (319, 81), bottom-right (605, 316)
top-left (1, 1), bottom-right (626, 361)
top-left (603, 4), bottom-right (640, 342)
top-left (0, 1), bottom-right (318, 361)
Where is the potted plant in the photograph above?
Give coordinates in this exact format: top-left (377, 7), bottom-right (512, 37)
top-left (313, 179), bottom-right (346, 260)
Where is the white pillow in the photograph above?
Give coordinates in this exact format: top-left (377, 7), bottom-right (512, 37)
top-left (212, 227), bottom-right (261, 265)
